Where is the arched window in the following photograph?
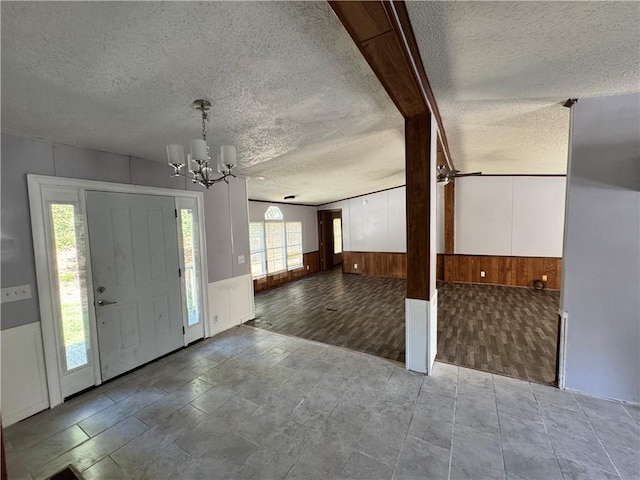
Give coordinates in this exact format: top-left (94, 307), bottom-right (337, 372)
top-left (249, 206), bottom-right (303, 278)
top-left (264, 206), bottom-right (284, 221)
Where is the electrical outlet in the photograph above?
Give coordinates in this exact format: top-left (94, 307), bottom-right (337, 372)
top-left (480, 271), bottom-right (486, 278)
top-left (306, 265), bottom-right (309, 270)
top-left (238, 255), bottom-right (245, 264)
top-left (354, 263), bottom-right (358, 269)
top-left (542, 274), bottom-right (548, 282)
top-left (1, 285), bottom-right (32, 303)
top-left (213, 315), bottom-right (219, 323)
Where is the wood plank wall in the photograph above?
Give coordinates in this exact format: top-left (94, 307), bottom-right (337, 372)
top-left (343, 251), bottom-right (562, 290)
top-left (342, 251), bottom-right (406, 278)
top-left (442, 254), bottom-right (562, 290)
top-left (437, 254), bottom-right (445, 281)
top-left (444, 182), bottom-right (455, 254)
top-left (253, 252), bottom-right (320, 293)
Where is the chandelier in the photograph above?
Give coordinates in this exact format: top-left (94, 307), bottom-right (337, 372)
top-left (167, 99), bottom-right (236, 188)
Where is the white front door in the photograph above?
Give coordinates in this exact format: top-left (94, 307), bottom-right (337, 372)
top-left (86, 191), bottom-right (184, 380)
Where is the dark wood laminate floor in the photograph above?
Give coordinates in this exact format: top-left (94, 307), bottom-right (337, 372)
top-left (247, 268), bottom-right (559, 384)
top-left (437, 282), bottom-right (559, 385)
top-left (248, 268), bottom-right (407, 363)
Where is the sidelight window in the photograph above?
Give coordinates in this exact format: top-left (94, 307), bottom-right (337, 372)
top-left (180, 208), bottom-right (200, 326)
top-left (50, 203), bottom-right (90, 371)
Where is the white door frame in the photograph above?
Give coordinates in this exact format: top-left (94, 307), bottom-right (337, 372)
top-left (28, 174), bottom-right (210, 407)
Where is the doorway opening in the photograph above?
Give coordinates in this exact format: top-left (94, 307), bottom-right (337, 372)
top-left (318, 209), bottom-right (342, 271)
top-left (435, 174), bottom-right (564, 386)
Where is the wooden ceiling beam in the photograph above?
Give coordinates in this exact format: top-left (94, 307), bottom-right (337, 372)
top-left (329, 0), bottom-right (455, 170)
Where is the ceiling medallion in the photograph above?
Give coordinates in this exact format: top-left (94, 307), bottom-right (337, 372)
top-left (166, 99), bottom-right (236, 189)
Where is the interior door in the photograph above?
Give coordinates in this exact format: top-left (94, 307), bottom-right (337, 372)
top-left (86, 191), bottom-right (184, 380)
top-left (317, 210), bottom-right (334, 271)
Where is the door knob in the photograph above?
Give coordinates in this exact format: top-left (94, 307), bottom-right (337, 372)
top-left (97, 299), bottom-right (117, 306)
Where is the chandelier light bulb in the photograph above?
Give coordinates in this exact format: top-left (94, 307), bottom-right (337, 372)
top-left (166, 144), bottom-right (185, 166)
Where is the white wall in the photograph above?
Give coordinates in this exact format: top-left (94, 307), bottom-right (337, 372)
top-left (208, 274), bottom-right (254, 338)
top-left (321, 187), bottom-right (406, 253)
top-left (1, 322), bottom-right (49, 426)
top-left (561, 93), bottom-right (640, 403)
top-left (249, 201), bottom-right (318, 253)
top-left (455, 176), bottom-right (566, 257)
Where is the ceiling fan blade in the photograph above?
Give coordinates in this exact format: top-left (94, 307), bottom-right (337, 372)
top-left (452, 172), bottom-right (482, 178)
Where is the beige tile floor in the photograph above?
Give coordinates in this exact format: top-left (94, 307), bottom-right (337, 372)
top-left (4, 326), bottom-right (639, 480)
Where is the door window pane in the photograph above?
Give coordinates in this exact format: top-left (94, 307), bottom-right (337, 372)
top-left (50, 204), bottom-right (90, 371)
top-left (333, 218), bottom-right (342, 254)
top-left (180, 208), bottom-right (200, 326)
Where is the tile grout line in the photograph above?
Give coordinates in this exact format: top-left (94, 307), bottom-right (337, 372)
top-left (529, 382), bottom-right (568, 480)
top-left (620, 402), bottom-right (639, 425)
top-left (573, 397), bottom-right (624, 479)
top-left (386, 367), bottom-right (419, 480)
top-left (281, 403), bottom-right (326, 480)
top-left (446, 365), bottom-right (459, 480)
top-left (492, 374), bottom-right (509, 480)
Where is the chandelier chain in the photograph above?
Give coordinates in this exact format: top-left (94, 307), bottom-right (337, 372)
top-left (201, 109), bottom-right (207, 143)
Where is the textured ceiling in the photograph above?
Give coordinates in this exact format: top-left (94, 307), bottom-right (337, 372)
top-left (4, 2), bottom-right (638, 200)
top-left (1, 1), bottom-right (404, 205)
top-left (406, 1), bottom-right (640, 175)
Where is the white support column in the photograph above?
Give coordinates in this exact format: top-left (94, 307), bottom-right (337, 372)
top-left (406, 289), bottom-right (438, 374)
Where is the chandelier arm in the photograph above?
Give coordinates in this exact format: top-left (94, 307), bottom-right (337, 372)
top-left (171, 165), bottom-right (235, 189)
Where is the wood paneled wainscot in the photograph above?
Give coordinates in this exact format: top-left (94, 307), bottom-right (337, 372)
top-left (342, 252), bottom-right (407, 278)
top-left (253, 252), bottom-right (320, 293)
top-left (343, 252), bottom-right (561, 290)
top-left (443, 254), bottom-right (562, 290)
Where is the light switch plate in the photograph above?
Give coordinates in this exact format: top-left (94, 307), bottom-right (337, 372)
top-left (1, 284), bottom-right (32, 303)
top-left (238, 255), bottom-right (245, 264)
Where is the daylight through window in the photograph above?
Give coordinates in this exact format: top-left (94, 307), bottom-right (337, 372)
top-left (250, 206), bottom-right (304, 278)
